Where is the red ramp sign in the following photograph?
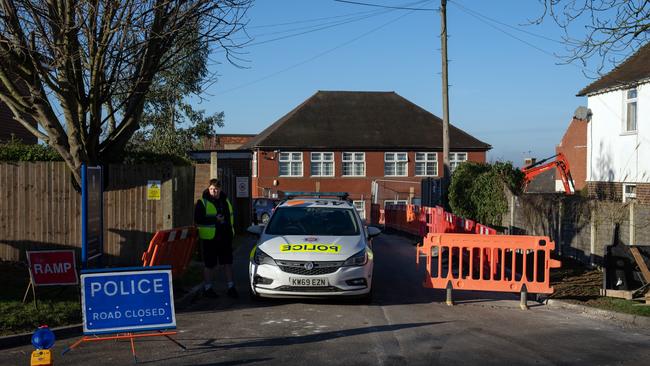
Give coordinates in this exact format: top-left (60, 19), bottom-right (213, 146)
top-left (27, 250), bottom-right (79, 286)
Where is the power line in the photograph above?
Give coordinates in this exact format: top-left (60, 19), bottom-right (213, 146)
top-left (217, 0), bottom-right (432, 52)
top-left (216, 1), bottom-right (434, 95)
top-left (248, 8), bottom-right (380, 29)
top-left (448, 0), bottom-right (576, 46)
top-left (245, 8), bottom-right (400, 48)
top-left (334, 0), bottom-right (436, 11)
top-left (449, 1), bottom-right (559, 59)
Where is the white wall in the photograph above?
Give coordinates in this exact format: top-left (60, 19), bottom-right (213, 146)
top-left (587, 82), bottom-right (650, 183)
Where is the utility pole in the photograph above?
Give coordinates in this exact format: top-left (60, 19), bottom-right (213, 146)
top-left (440, 0), bottom-right (450, 207)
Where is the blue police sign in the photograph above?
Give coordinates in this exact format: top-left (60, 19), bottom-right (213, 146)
top-left (80, 267), bottom-right (176, 334)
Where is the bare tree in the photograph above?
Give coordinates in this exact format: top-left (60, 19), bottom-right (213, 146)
top-left (0, 0), bottom-right (251, 184)
top-left (536, 0), bottom-right (649, 73)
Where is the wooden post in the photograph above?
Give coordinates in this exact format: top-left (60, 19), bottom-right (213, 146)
top-left (210, 152), bottom-right (218, 179)
top-left (629, 201), bottom-right (635, 245)
top-left (162, 173), bottom-right (173, 230)
top-left (440, 0), bottom-right (451, 208)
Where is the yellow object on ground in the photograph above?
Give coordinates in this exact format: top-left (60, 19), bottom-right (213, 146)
top-left (30, 349), bottom-right (52, 365)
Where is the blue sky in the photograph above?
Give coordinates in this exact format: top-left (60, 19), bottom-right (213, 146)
top-left (199, 0), bottom-right (617, 165)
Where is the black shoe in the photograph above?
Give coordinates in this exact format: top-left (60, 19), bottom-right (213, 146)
top-left (227, 287), bottom-right (239, 299)
top-left (203, 288), bottom-right (219, 299)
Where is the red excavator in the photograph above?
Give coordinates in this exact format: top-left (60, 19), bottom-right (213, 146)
top-left (521, 152), bottom-right (576, 195)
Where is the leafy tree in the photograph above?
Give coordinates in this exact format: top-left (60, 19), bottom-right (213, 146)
top-left (126, 21), bottom-right (224, 158)
top-left (448, 162), bottom-right (490, 218)
top-left (535, 1), bottom-right (649, 72)
top-left (0, 0), bottom-right (251, 184)
top-left (449, 161), bottom-right (525, 226)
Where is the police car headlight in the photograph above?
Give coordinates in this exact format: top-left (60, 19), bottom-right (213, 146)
top-left (343, 249), bottom-right (367, 266)
top-left (253, 248), bottom-right (276, 266)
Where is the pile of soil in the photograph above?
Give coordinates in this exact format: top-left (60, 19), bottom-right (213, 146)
top-left (550, 257), bottom-right (603, 301)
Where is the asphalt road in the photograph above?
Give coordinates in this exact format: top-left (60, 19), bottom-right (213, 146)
top-left (3, 232), bottom-right (649, 365)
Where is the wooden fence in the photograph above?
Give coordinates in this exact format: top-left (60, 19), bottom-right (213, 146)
top-left (0, 162), bottom-right (194, 265)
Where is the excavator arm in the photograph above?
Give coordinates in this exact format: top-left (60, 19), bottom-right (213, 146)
top-left (522, 153), bottom-right (576, 194)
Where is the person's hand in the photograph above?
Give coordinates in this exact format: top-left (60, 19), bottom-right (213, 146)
top-left (217, 214), bottom-right (225, 223)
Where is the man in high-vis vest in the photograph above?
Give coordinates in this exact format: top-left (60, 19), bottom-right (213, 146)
top-left (194, 178), bottom-right (237, 298)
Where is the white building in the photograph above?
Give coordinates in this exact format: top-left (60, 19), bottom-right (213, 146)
top-left (578, 43), bottom-right (650, 204)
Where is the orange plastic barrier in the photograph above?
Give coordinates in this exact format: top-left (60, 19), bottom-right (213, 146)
top-left (142, 226), bottom-right (198, 277)
top-left (406, 205), bottom-right (416, 222)
top-left (416, 233), bottom-right (561, 294)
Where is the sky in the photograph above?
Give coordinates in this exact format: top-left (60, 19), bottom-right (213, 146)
top-left (198, 0), bottom-right (620, 165)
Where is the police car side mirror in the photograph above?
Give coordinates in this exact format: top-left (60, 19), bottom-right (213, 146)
top-left (367, 226), bottom-right (381, 239)
top-left (247, 225), bottom-right (264, 236)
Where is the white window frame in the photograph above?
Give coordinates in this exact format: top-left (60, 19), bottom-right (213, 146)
top-left (278, 151), bottom-right (303, 177)
top-left (310, 152), bottom-right (335, 177)
top-left (252, 151), bottom-right (257, 177)
top-left (384, 152), bottom-right (408, 177)
top-left (623, 184), bottom-right (637, 203)
top-left (353, 200), bottom-right (366, 220)
top-left (342, 152), bottom-right (365, 177)
top-left (449, 152), bottom-right (468, 172)
top-left (624, 88), bottom-right (637, 133)
top-left (415, 152), bottom-right (438, 177)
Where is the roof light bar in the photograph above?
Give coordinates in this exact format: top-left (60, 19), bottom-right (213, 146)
top-left (283, 191), bottom-right (349, 200)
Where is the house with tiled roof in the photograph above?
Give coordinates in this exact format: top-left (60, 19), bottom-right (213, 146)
top-left (243, 90), bottom-right (491, 219)
top-left (578, 43), bottom-right (650, 203)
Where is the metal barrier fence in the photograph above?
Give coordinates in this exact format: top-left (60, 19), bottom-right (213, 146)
top-left (416, 233), bottom-right (561, 299)
top-left (142, 226), bottom-right (198, 278)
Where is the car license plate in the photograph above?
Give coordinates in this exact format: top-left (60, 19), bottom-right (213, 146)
top-left (289, 278), bottom-right (328, 287)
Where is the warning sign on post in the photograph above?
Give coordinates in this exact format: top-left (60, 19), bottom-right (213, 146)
top-left (27, 250), bottom-right (79, 286)
top-left (236, 177), bottom-right (249, 198)
top-left (147, 180), bottom-right (161, 200)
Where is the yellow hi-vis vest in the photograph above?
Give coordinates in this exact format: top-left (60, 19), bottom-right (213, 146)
top-left (198, 198), bottom-right (235, 240)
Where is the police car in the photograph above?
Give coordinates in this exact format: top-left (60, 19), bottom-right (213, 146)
top-left (247, 192), bottom-right (381, 300)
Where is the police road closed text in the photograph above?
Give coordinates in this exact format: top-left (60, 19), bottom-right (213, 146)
top-left (90, 278), bottom-right (164, 297)
top-left (81, 269), bottom-right (176, 334)
top-left (91, 307), bottom-right (168, 321)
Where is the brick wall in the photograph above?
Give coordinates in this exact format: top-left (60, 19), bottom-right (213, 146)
top-left (556, 118), bottom-right (587, 191)
top-left (587, 181), bottom-right (650, 204)
top-left (253, 149), bottom-right (487, 219)
top-left (201, 135), bottom-right (256, 150)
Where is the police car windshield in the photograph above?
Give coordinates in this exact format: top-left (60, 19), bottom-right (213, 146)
top-left (265, 207), bottom-right (359, 236)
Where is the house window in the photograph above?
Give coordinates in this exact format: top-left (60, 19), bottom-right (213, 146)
top-left (252, 151), bottom-right (257, 177)
top-left (625, 88), bottom-right (637, 132)
top-left (623, 184), bottom-right (637, 203)
top-left (279, 152), bottom-right (303, 177)
top-left (415, 152), bottom-right (438, 176)
top-left (353, 200), bottom-right (366, 220)
top-left (449, 152), bottom-right (467, 172)
top-left (384, 152), bottom-right (408, 176)
top-left (342, 152), bottom-right (365, 176)
top-left (311, 152), bottom-right (334, 177)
